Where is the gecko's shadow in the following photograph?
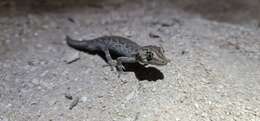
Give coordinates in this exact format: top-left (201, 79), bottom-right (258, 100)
top-left (71, 47), bottom-right (164, 81)
top-left (123, 63), bottom-right (164, 81)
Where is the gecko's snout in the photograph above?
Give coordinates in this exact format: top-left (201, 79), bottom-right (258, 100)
top-left (157, 57), bottom-right (171, 65)
top-left (164, 58), bottom-right (171, 64)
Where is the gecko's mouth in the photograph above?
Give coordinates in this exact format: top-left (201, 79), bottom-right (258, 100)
top-left (150, 57), bottom-right (171, 66)
top-left (153, 61), bottom-right (169, 65)
top-left (141, 59), bottom-right (170, 66)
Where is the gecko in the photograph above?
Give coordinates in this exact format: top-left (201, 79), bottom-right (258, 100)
top-left (66, 35), bottom-right (170, 76)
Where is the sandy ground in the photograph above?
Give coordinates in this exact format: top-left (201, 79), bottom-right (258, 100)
top-left (0, 0), bottom-right (260, 121)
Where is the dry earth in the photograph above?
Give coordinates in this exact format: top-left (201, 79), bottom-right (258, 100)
top-left (0, 0), bottom-right (260, 121)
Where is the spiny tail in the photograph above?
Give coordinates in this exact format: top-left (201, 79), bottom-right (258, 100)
top-left (66, 35), bottom-right (89, 51)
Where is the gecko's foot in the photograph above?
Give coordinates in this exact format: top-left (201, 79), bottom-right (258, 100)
top-left (115, 63), bottom-right (125, 72)
top-left (115, 64), bottom-right (127, 78)
top-left (102, 60), bottom-right (117, 71)
top-left (103, 60), bottom-right (125, 72)
top-left (117, 70), bottom-right (127, 78)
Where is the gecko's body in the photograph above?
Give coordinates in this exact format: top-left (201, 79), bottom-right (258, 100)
top-left (66, 35), bottom-right (170, 75)
top-left (67, 36), bottom-right (140, 57)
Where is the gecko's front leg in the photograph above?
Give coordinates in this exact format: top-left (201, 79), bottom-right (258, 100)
top-left (115, 57), bottom-right (137, 77)
top-left (116, 56), bottom-right (137, 71)
top-left (103, 48), bottom-right (117, 71)
top-left (102, 48), bottom-right (138, 77)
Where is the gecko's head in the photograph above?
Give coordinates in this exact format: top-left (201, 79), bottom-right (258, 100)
top-left (136, 45), bottom-right (170, 66)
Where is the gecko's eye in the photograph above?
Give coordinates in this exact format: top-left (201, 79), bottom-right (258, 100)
top-left (146, 51), bottom-right (153, 61)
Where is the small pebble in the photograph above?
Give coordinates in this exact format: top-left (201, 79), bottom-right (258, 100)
top-left (181, 50), bottom-right (188, 55)
top-left (63, 51), bottom-right (80, 64)
top-left (160, 19), bottom-right (174, 27)
top-left (149, 32), bottom-right (160, 38)
top-left (27, 61), bottom-right (35, 66)
top-left (67, 17), bottom-right (76, 23)
top-left (160, 18), bottom-right (181, 27)
top-left (64, 93), bottom-right (73, 100)
top-left (69, 96), bottom-right (80, 110)
top-left (81, 96), bottom-right (88, 102)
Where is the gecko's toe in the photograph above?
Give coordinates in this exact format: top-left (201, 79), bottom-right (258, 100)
top-left (116, 64), bottom-right (125, 71)
top-left (102, 60), bottom-right (118, 71)
top-left (117, 71), bottom-right (127, 78)
top-left (115, 64), bottom-right (127, 78)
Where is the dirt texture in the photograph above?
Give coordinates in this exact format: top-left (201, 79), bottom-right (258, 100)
top-left (0, 0), bottom-right (260, 121)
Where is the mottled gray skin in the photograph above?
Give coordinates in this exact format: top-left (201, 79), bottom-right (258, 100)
top-left (66, 35), bottom-right (170, 76)
top-left (66, 36), bottom-right (140, 56)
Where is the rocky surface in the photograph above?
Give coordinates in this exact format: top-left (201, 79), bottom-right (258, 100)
top-left (0, 0), bottom-right (259, 121)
